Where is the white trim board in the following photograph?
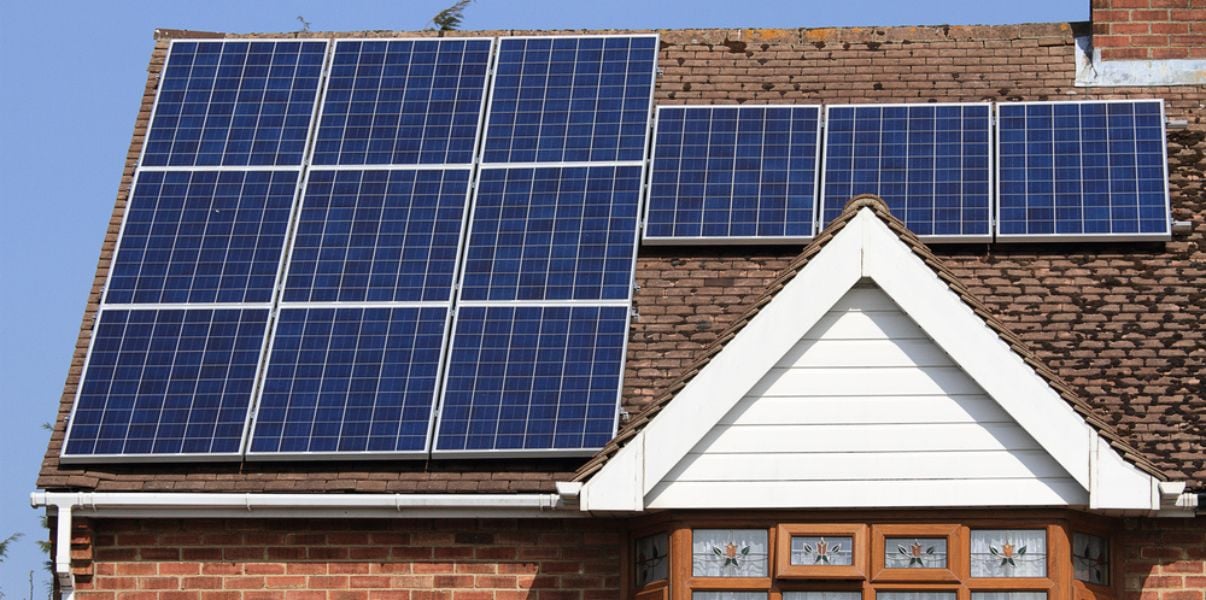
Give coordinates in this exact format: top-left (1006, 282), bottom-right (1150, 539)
top-left (578, 207), bottom-right (1160, 513)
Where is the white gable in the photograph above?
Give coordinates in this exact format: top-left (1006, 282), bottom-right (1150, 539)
top-left (645, 284), bottom-right (1086, 509)
top-left (579, 206), bottom-right (1160, 513)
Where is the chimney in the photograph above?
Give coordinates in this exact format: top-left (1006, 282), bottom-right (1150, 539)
top-left (1090, 0), bottom-right (1205, 61)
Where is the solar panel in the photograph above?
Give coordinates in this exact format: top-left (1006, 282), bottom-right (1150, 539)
top-left (142, 40), bottom-right (327, 167)
top-left (645, 105), bottom-right (821, 242)
top-left (434, 304), bottom-right (628, 453)
top-left (459, 166), bottom-right (643, 302)
top-left (105, 170), bottom-right (299, 305)
top-left (62, 308), bottom-right (269, 459)
top-left (821, 103), bottom-right (992, 240)
top-left (282, 169), bottom-right (472, 303)
top-left (996, 100), bottom-right (1170, 240)
top-left (312, 39), bottom-right (492, 166)
top-left (481, 35), bottom-right (658, 164)
top-left (248, 306), bottom-right (448, 455)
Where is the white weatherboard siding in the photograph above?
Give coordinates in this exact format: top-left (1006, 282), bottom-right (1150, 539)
top-left (644, 285), bottom-right (1086, 509)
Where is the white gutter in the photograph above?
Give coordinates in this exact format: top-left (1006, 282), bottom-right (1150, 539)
top-left (31, 490), bottom-right (579, 600)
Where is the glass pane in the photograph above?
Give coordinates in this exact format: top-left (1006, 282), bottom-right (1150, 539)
top-left (791, 536), bottom-right (854, 566)
top-left (885, 537), bottom-right (948, 569)
top-left (971, 593), bottom-right (1048, 600)
top-left (693, 593), bottom-right (768, 600)
top-left (970, 530), bottom-right (1047, 578)
top-left (635, 532), bottom-right (669, 587)
top-left (784, 593), bottom-right (862, 600)
top-left (692, 529), bottom-right (769, 577)
top-left (878, 593), bottom-right (957, 600)
top-left (1072, 532), bottom-right (1109, 585)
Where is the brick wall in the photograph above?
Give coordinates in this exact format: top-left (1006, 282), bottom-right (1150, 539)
top-left (1090, 0), bottom-right (1206, 60)
top-left (1119, 516), bottom-right (1206, 600)
top-left (74, 518), bottom-right (622, 600)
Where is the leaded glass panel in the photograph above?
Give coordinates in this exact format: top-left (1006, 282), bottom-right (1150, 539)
top-left (791, 536), bottom-right (854, 566)
top-left (970, 530), bottom-right (1047, 578)
top-left (1072, 532), bottom-right (1109, 585)
top-left (693, 593), bottom-right (768, 600)
top-left (635, 532), bottom-right (669, 587)
top-left (885, 537), bottom-right (948, 569)
top-left (971, 593), bottom-right (1048, 600)
top-left (784, 593), bottom-right (862, 600)
top-left (692, 529), bottom-right (769, 577)
top-left (878, 593), bottom-right (956, 600)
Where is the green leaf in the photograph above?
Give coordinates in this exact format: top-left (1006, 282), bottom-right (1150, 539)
top-left (1018, 546), bottom-right (1027, 555)
top-left (740, 546), bottom-right (750, 556)
top-left (926, 546), bottom-right (935, 554)
top-left (897, 545), bottom-right (908, 554)
top-left (989, 547), bottom-right (999, 556)
top-left (431, 0), bottom-right (473, 31)
top-left (713, 547), bottom-right (723, 557)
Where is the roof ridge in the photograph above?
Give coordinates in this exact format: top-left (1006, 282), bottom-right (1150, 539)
top-left (573, 194), bottom-right (1165, 483)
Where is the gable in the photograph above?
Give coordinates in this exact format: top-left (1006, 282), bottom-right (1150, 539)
top-left (646, 284), bottom-right (1085, 509)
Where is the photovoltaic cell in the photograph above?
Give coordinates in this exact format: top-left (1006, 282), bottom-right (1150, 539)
top-left (313, 39), bottom-right (492, 166)
top-left (482, 36), bottom-right (657, 164)
top-left (459, 166), bottom-right (642, 302)
top-left (822, 103), bottom-right (992, 238)
top-left (283, 169), bottom-right (471, 303)
top-left (106, 170), bottom-right (299, 305)
top-left (435, 304), bottom-right (628, 452)
top-left (646, 105), bottom-right (821, 240)
top-left (63, 308), bottom-right (269, 457)
top-left (997, 100), bottom-right (1170, 239)
top-left (249, 306), bottom-right (448, 454)
top-left (143, 40), bottom-right (327, 167)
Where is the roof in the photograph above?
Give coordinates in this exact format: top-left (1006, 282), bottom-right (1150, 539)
top-left (38, 21), bottom-right (1204, 494)
top-left (575, 195), bottom-right (1167, 483)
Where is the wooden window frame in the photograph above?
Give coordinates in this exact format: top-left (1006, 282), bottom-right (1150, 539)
top-left (776, 524), bottom-right (869, 579)
top-left (872, 524), bottom-right (962, 583)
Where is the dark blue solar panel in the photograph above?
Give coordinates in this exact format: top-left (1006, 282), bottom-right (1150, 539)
top-left (997, 100), bottom-right (1169, 238)
top-left (63, 308), bottom-right (268, 457)
top-left (283, 169), bottom-right (471, 303)
top-left (249, 306), bottom-right (447, 454)
top-left (106, 170), bottom-right (298, 305)
top-left (143, 40), bottom-right (327, 167)
top-left (822, 103), bottom-right (992, 238)
top-left (646, 106), bottom-right (821, 240)
top-left (482, 36), bottom-right (657, 164)
top-left (435, 304), bottom-right (628, 452)
top-left (313, 39), bottom-right (492, 166)
top-left (459, 166), bottom-right (642, 302)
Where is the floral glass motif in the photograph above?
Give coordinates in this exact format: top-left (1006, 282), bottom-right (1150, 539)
top-left (878, 593), bottom-right (957, 600)
top-left (971, 593), bottom-right (1048, 600)
top-left (791, 536), bottom-right (854, 566)
top-left (692, 593), bottom-right (768, 600)
top-left (885, 537), bottom-right (948, 569)
top-left (970, 530), bottom-right (1047, 578)
top-left (692, 529), bottom-right (769, 577)
top-left (783, 592), bottom-right (862, 600)
top-left (635, 533), bottom-right (669, 587)
top-left (1072, 532), bottom-right (1109, 585)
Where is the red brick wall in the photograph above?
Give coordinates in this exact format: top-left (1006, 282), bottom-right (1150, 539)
top-left (1119, 516), bottom-right (1206, 600)
top-left (74, 518), bottom-right (622, 600)
top-left (1090, 0), bottom-right (1206, 60)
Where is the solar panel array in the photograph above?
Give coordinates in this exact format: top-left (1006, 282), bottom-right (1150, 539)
top-left (64, 35), bottom-right (655, 462)
top-left (821, 103), bottom-right (993, 240)
top-left (646, 106), bottom-right (822, 242)
top-left (997, 100), bottom-right (1170, 240)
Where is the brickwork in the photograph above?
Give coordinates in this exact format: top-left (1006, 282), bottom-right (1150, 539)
top-left (1091, 0), bottom-right (1206, 60)
top-left (72, 518), bottom-right (622, 600)
top-left (1119, 516), bottom-right (1206, 600)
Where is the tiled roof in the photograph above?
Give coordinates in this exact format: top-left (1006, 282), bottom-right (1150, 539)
top-left (38, 22), bottom-right (1204, 493)
top-left (575, 195), bottom-right (1167, 482)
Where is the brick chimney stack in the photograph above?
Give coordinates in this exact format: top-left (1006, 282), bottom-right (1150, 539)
top-left (1090, 0), bottom-right (1205, 60)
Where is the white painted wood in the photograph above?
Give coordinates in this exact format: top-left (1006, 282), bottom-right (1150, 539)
top-left (579, 429), bottom-right (645, 511)
top-left (665, 450), bottom-right (1072, 482)
top-left (645, 479), bottom-right (1089, 509)
top-left (748, 366), bottom-right (985, 397)
top-left (1090, 436), bottom-right (1158, 510)
top-left (694, 422), bottom-right (1044, 454)
top-left (802, 311), bottom-right (927, 340)
top-left (723, 395), bottom-right (1011, 425)
top-left (776, 339), bottom-right (955, 368)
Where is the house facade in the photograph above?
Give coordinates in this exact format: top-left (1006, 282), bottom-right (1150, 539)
top-left (34, 2), bottom-right (1203, 600)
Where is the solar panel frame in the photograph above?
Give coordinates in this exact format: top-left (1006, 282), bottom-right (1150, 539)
top-left (819, 102), bottom-right (995, 243)
top-left (642, 104), bottom-right (824, 245)
top-left (138, 39), bottom-right (331, 169)
top-left (59, 306), bottom-right (274, 463)
top-left (309, 38), bottom-right (495, 167)
top-left (994, 99), bottom-right (1171, 242)
top-left (478, 34), bottom-right (659, 166)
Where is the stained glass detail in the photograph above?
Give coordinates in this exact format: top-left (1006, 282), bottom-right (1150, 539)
top-left (692, 529), bottom-right (769, 577)
top-left (878, 593), bottom-right (956, 600)
top-left (693, 594), bottom-right (768, 600)
top-left (885, 537), bottom-right (948, 569)
top-left (1072, 532), bottom-right (1109, 585)
top-left (635, 533), bottom-right (669, 587)
top-left (783, 593), bottom-right (862, 600)
top-left (970, 594), bottom-right (1048, 600)
top-left (970, 530), bottom-right (1047, 578)
top-left (791, 536), bottom-right (854, 566)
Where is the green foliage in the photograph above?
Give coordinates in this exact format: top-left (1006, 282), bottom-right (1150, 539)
top-left (0, 532), bottom-right (23, 563)
top-left (431, 0), bottom-right (473, 31)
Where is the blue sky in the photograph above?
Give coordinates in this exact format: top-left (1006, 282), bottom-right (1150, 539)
top-left (0, 0), bottom-right (1089, 596)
